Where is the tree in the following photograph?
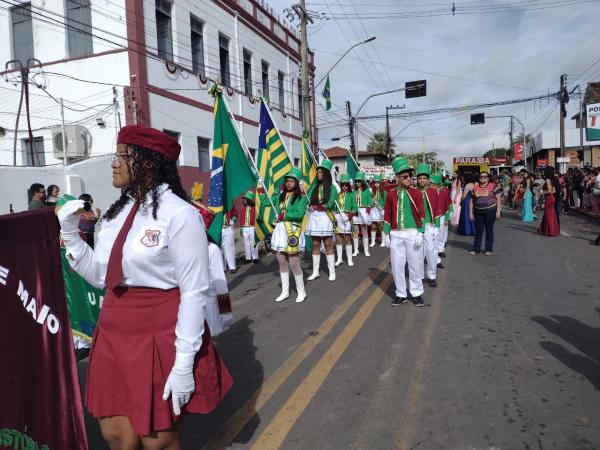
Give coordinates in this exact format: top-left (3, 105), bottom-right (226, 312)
top-left (367, 132), bottom-right (395, 158)
top-left (482, 147), bottom-right (509, 158)
top-left (395, 151), bottom-right (445, 172)
top-left (513, 133), bottom-right (533, 144)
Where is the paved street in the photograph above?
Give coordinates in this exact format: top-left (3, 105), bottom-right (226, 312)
top-left (84, 211), bottom-right (600, 450)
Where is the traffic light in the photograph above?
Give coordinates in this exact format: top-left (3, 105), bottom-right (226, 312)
top-left (405, 80), bottom-right (426, 98)
top-left (470, 113), bottom-right (485, 125)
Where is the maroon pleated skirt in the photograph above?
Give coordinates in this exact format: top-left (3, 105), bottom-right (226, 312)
top-left (85, 287), bottom-right (233, 435)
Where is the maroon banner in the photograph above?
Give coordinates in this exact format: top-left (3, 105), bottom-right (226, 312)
top-left (0, 208), bottom-right (88, 450)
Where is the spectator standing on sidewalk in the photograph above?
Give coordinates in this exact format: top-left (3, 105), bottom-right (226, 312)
top-left (28, 183), bottom-right (46, 210)
top-left (46, 184), bottom-right (60, 206)
top-left (78, 193), bottom-right (101, 248)
top-left (469, 171), bottom-right (502, 256)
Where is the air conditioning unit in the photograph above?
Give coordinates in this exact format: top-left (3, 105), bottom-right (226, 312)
top-left (52, 125), bottom-right (92, 160)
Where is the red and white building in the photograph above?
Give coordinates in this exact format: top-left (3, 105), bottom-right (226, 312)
top-left (0, 0), bottom-right (316, 212)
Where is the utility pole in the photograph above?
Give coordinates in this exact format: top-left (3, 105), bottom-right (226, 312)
top-left (508, 117), bottom-right (513, 157)
top-left (346, 101), bottom-right (355, 153)
top-left (559, 74), bottom-right (566, 169)
top-left (294, 0), bottom-right (313, 149)
top-left (385, 105), bottom-right (404, 162)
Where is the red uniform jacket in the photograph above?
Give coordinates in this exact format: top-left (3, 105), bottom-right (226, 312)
top-left (438, 187), bottom-right (452, 215)
top-left (384, 187), bottom-right (425, 230)
top-left (421, 187), bottom-right (441, 223)
top-left (238, 204), bottom-right (256, 227)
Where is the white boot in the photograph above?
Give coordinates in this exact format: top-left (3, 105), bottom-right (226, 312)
top-left (370, 231), bottom-right (376, 247)
top-left (307, 254), bottom-right (320, 281)
top-left (335, 245), bottom-right (343, 267)
top-left (294, 273), bottom-right (307, 303)
top-left (363, 238), bottom-right (371, 256)
top-left (275, 271), bottom-right (290, 302)
top-left (345, 245), bottom-right (354, 266)
top-left (380, 233), bottom-right (387, 247)
top-left (326, 254), bottom-right (336, 281)
top-left (352, 237), bottom-right (359, 256)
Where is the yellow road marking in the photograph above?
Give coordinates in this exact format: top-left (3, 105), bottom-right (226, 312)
top-left (393, 262), bottom-right (448, 450)
top-left (250, 275), bottom-right (394, 450)
top-left (204, 258), bottom-right (391, 450)
top-left (351, 307), bottom-right (416, 449)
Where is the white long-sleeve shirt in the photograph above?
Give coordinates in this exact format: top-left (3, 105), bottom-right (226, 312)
top-left (64, 183), bottom-right (209, 355)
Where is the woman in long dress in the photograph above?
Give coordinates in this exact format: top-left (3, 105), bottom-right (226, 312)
top-left (538, 166), bottom-right (560, 236)
top-left (521, 171), bottom-right (535, 222)
top-left (457, 175), bottom-right (476, 236)
top-left (450, 174), bottom-right (462, 227)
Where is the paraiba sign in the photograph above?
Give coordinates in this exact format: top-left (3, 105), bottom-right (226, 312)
top-left (586, 102), bottom-right (600, 141)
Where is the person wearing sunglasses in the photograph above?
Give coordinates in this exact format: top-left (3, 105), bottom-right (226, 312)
top-left (384, 158), bottom-right (427, 307)
top-left (469, 171), bottom-right (502, 255)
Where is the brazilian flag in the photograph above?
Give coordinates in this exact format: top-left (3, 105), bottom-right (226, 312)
top-left (207, 87), bottom-right (257, 246)
top-left (255, 99), bottom-right (292, 243)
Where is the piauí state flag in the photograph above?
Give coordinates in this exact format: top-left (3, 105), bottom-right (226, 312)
top-left (255, 100), bottom-right (292, 243)
top-left (322, 75), bottom-right (331, 111)
top-left (207, 89), bottom-right (257, 246)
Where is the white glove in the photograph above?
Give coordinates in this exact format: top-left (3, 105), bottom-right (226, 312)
top-left (57, 199), bottom-right (85, 236)
top-left (229, 220), bottom-right (235, 227)
top-left (162, 352), bottom-right (196, 416)
top-left (414, 232), bottom-right (423, 248)
top-left (384, 234), bottom-right (390, 248)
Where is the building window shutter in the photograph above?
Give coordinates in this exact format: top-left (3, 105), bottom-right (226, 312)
top-left (10, 3), bottom-right (34, 66)
top-left (156, 0), bottom-right (173, 60)
top-left (66, 0), bottom-right (93, 57)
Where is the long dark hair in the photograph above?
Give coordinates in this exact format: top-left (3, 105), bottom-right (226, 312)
top-left (543, 166), bottom-right (561, 194)
top-left (104, 144), bottom-right (187, 221)
top-left (310, 169), bottom-right (332, 205)
top-left (279, 177), bottom-right (303, 205)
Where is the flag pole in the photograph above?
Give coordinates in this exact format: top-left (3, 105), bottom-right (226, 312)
top-left (219, 89), bottom-right (280, 218)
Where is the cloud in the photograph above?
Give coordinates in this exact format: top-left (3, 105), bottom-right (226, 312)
top-left (269, 0), bottom-right (600, 166)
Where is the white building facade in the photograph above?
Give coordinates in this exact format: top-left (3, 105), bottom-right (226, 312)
top-left (0, 0), bottom-right (316, 213)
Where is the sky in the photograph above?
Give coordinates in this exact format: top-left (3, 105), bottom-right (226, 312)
top-left (268, 0), bottom-right (600, 167)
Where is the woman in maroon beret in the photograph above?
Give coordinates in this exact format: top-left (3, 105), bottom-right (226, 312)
top-left (57, 126), bottom-right (232, 449)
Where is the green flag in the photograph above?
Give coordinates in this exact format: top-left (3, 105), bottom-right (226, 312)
top-left (322, 75), bottom-right (331, 111)
top-left (346, 148), bottom-right (358, 180)
top-left (60, 248), bottom-right (102, 344)
top-left (207, 87), bottom-right (257, 246)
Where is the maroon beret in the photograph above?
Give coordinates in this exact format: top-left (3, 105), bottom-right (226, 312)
top-left (117, 126), bottom-right (181, 161)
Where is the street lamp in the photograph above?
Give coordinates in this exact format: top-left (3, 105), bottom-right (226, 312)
top-left (314, 36), bottom-right (376, 89)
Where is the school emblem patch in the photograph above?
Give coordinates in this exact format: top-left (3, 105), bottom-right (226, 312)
top-left (140, 229), bottom-right (161, 247)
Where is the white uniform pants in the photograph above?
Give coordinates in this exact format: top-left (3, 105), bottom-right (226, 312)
top-left (438, 216), bottom-right (448, 252)
top-left (390, 229), bottom-right (424, 298)
top-left (221, 226), bottom-right (236, 270)
top-left (423, 223), bottom-right (438, 281)
top-left (242, 226), bottom-right (259, 260)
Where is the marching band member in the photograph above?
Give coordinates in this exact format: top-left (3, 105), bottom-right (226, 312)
top-left (57, 126), bottom-right (232, 448)
top-left (352, 171), bottom-right (373, 257)
top-left (270, 167), bottom-right (308, 303)
top-left (334, 173), bottom-right (357, 267)
top-left (307, 160), bottom-right (339, 281)
top-left (434, 175), bottom-right (452, 259)
top-left (194, 206), bottom-right (233, 337)
top-left (416, 164), bottom-right (441, 287)
top-left (370, 174), bottom-right (387, 248)
top-left (238, 190), bottom-right (259, 264)
top-left (384, 158), bottom-right (426, 307)
top-left (221, 209), bottom-right (238, 274)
